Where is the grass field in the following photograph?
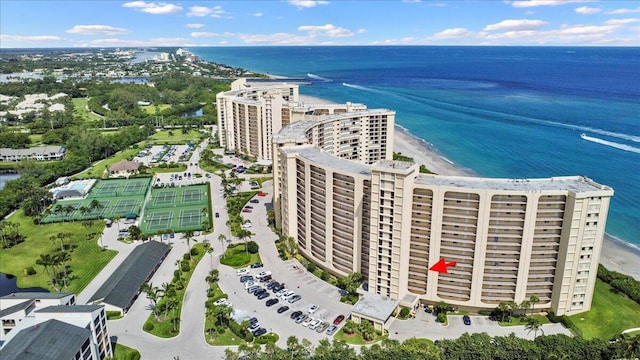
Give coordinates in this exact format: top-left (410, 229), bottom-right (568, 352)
top-left (220, 244), bottom-right (261, 268)
top-left (28, 134), bottom-right (43, 145)
top-left (141, 104), bottom-right (172, 115)
top-left (149, 129), bottom-right (204, 143)
top-left (570, 280), bottom-right (640, 340)
top-left (0, 210), bottom-right (116, 293)
top-left (112, 343), bottom-right (140, 360)
top-left (334, 328), bottom-right (386, 345)
top-left (72, 98), bottom-right (101, 121)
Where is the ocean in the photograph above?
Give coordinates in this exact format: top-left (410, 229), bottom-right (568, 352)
top-left (189, 46), bottom-right (640, 249)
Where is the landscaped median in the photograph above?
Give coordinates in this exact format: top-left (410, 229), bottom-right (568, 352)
top-left (142, 243), bottom-right (206, 338)
top-left (334, 319), bottom-right (387, 345)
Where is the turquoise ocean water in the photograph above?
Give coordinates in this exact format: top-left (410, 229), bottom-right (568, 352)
top-left (189, 46), bottom-right (639, 250)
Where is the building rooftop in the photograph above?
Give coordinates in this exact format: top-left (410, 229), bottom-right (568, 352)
top-left (351, 293), bottom-right (399, 322)
top-left (0, 146), bottom-right (65, 157)
top-left (0, 292), bottom-right (72, 300)
top-left (0, 300), bottom-right (34, 318)
top-left (0, 319), bottom-right (90, 360)
top-left (108, 159), bottom-right (140, 172)
top-left (414, 175), bottom-right (613, 194)
top-left (373, 159), bottom-right (416, 171)
top-left (35, 305), bottom-right (102, 314)
top-left (88, 241), bottom-right (170, 311)
top-left (281, 146), bottom-right (371, 176)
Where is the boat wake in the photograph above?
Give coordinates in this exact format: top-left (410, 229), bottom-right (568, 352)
top-left (307, 73), bottom-right (332, 82)
top-left (581, 133), bottom-right (640, 154)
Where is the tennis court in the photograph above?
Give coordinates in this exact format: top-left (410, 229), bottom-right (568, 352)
top-left (141, 184), bottom-right (211, 234)
top-left (41, 178), bottom-right (151, 223)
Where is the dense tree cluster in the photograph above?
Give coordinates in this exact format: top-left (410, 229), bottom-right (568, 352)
top-left (598, 264), bottom-right (640, 305)
top-left (0, 129), bottom-right (30, 148)
top-left (222, 333), bottom-right (640, 360)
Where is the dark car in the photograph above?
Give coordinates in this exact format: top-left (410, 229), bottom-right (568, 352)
top-left (287, 295), bottom-right (302, 303)
top-left (249, 287), bottom-right (264, 294)
top-left (333, 314), bottom-right (345, 325)
top-left (250, 199), bottom-right (259, 203)
top-left (267, 281), bottom-right (280, 290)
top-left (272, 284), bottom-right (284, 292)
top-left (463, 315), bottom-right (471, 325)
top-left (259, 275), bottom-right (272, 283)
top-left (250, 262), bottom-right (263, 268)
top-left (277, 306), bottom-right (289, 314)
top-left (253, 328), bottom-right (267, 337)
top-left (256, 292), bottom-right (269, 300)
top-left (290, 310), bottom-right (302, 320)
top-left (240, 276), bottom-right (253, 283)
top-left (266, 298), bottom-right (279, 307)
top-left (215, 212), bottom-right (219, 218)
top-left (248, 317), bottom-right (258, 325)
top-left (254, 289), bottom-right (267, 297)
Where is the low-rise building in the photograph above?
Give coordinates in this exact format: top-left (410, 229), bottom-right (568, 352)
top-left (0, 146), bottom-right (66, 162)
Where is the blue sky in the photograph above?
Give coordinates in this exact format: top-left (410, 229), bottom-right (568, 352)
top-left (1, 0), bottom-right (639, 48)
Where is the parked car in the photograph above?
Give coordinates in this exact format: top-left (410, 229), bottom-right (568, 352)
top-left (257, 271), bottom-right (272, 278)
top-left (257, 292), bottom-right (269, 300)
top-left (242, 208), bottom-right (252, 213)
top-left (247, 285), bottom-right (261, 293)
top-left (333, 314), bottom-right (345, 325)
top-left (290, 311), bottom-right (302, 320)
top-left (215, 212), bottom-right (219, 218)
top-left (279, 290), bottom-right (294, 299)
top-left (213, 298), bottom-right (230, 306)
top-left (295, 314), bottom-right (308, 324)
top-left (259, 275), bottom-right (272, 283)
top-left (316, 322), bottom-right (330, 333)
top-left (277, 306), bottom-right (289, 314)
top-left (249, 199), bottom-right (259, 203)
top-left (253, 289), bottom-right (267, 297)
top-left (240, 275), bottom-right (253, 283)
top-left (243, 281), bottom-right (256, 289)
top-left (253, 328), bottom-right (267, 337)
top-left (326, 325), bottom-right (338, 336)
top-left (308, 304), bottom-right (319, 314)
top-left (266, 298), bottom-right (279, 307)
top-left (236, 268), bottom-right (249, 276)
top-left (249, 317), bottom-right (258, 325)
top-left (301, 317), bottom-right (314, 327)
top-left (250, 262), bottom-right (263, 268)
top-left (463, 315), bottom-right (471, 326)
top-left (267, 281), bottom-right (280, 290)
top-left (272, 284), bottom-right (284, 292)
top-left (276, 289), bottom-right (289, 297)
top-left (248, 323), bottom-right (260, 333)
top-left (287, 295), bottom-right (302, 303)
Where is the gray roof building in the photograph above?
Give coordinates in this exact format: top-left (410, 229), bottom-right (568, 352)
top-left (88, 241), bottom-right (170, 312)
top-left (0, 319), bottom-right (91, 360)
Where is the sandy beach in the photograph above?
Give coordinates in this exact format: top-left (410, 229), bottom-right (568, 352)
top-left (298, 94), bottom-right (640, 280)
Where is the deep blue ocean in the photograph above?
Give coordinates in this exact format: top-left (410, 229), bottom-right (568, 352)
top-left (189, 46), bottom-right (640, 249)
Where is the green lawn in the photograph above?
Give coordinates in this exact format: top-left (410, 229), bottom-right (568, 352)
top-left (206, 327), bottom-right (244, 346)
top-left (570, 279), bottom-right (640, 340)
top-left (144, 243), bottom-right (206, 338)
top-left (72, 98), bottom-right (101, 121)
top-left (72, 147), bottom-right (142, 179)
top-left (148, 129), bottom-right (204, 144)
top-left (112, 343), bottom-right (140, 360)
top-left (152, 165), bottom-right (188, 173)
top-left (141, 104), bottom-right (172, 115)
top-left (499, 314), bottom-right (550, 327)
top-left (220, 244), bottom-right (261, 268)
top-left (28, 134), bottom-right (43, 145)
top-left (0, 210), bottom-right (116, 293)
top-left (333, 329), bottom-right (386, 345)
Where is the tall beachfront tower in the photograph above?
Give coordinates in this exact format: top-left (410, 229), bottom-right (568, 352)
top-left (273, 108), bottom-right (613, 316)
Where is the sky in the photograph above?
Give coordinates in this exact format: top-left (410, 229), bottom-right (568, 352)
top-left (1, 0), bottom-right (639, 48)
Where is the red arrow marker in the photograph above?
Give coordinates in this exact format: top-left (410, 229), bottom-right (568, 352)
top-left (429, 258), bottom-right (457, 273)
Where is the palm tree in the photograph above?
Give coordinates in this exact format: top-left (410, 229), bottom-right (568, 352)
top-left (203, 242), bottom-right (213, 268)
top-left (183, 229), bottom-right (195, 260)
top-left (89, 199), bottom-right (105, 217)
top-left (497, 302), bottom-right (509, 322)
top-left (205, 269), bottom-right (219, 283)
top-left (140, 282), bottom-right (160, 316)
top-left (78, 206), bottom-right (90, 220)
top-left (529, 295), bottom-right (540, 315)
top-left (213, 303), bottom-right (233, 327)
top-left (525, 317), bottom-right (543, 339)
top-left (63, 204), bottom-right (76, 222)
top-left (36, 253), bottom-right (59, 292)
top-left (218, 234), bottom-right (227, 258)
top-left (520, 300), bottom-right (531, 317)
top-left (55, 251), bottom-right (71, 290)
top-left (237, 229), bottom-right (252, 254)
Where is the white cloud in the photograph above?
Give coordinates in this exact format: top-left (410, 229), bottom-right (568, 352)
top-left (66, 25), bottom-right (128, 35)
top-left (191, 32), bottom-right (220, 38)
top-left (122, 1), bottom-right (182, 15)
top-left (604, 18), bottom-right (640, 25)
top-left (237, 32), bottom-right (313, 44)
top-left (606, 7), bottom-right (640, 15)
top-left (298, 24), bottom-right (354, 37)
top-left (187, 6), bottom-right (213, 17)
top-left (186, 23), bottom-right (205, 29)
top-left (357, 29), bottom-right (367, 34)
top-left (432, 28), bottom-right (473, 39)
top-left (0, 34), bottom-right (68, 43)
top-left (253, 12), bottom-right (263, 17)
top-left (484, 19), bottom-right (549, 31)
top-left (288, 1), bottom-right (330, 9)
top-left (511, 0), bottom-right (587, 8)
top-left (575, 6), bottom-right (601, 14)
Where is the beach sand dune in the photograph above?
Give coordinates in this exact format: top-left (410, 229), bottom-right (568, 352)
top-left (298, 95), bottom-right (640, 280)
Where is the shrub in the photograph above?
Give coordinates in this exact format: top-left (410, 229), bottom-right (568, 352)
top-left (547, 311), bottom-right (562, 323)
top-left (183, 253), bottom-right (190, 261)
top-left (320, 271), bottom-right (329, 281)
top-left (106, 311), bottom-right (122, 320)
top-left (181, 262), bottom-right (191, 273)
top-left (191, 247), bottom-right (199, 256)
top-left (143, 322), bottom-right (154, 331)
top-left (306, 262), bottom-right (317, 272)
top-left (478, 309), bottom-right (492, 316)
top-left (399, 307), bottom-right (411, 318)
top-left (436, 313), bottom-right (447, 323)
top-left (24, 266), bottom-right (36, 276)
top-left (247, 241), bottom-right (259, 254)
top-left (174, 270), bottom-right (181, 278)
top-left (245, 331), bottom-right (254, 342)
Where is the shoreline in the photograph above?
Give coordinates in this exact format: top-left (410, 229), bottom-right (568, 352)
top-left (298, 93), bottom-right (640, 281)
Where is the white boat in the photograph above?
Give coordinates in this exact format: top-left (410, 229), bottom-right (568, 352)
top-left (580, 133), bottom-right (587, 139)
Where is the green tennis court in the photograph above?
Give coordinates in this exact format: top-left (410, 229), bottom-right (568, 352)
top-left (141, 184), bottom-right (211, 234)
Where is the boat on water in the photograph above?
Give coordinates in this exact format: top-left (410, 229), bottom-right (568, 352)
top-left (580, 133), bottom-right (587, 139)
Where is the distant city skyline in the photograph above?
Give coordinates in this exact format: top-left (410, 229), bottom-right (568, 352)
top-left (1, 0), bottom-right (639, 48)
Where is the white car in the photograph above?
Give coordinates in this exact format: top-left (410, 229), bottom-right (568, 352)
top-left (244, 281), bottom-right (256, 289)
top-left (308, 319), bottom-right (321, 330)
top-left (213, 298), bottom-right (230, 306)
top-left (241, 221), bottom-right (252, 229)
top-left (301, 317), bottom-right (314, 327)
top-left (236, 268), bottom-right (250, 276)
top-left (308, 304), bottom-right (319, 314)
top-left (280, 290), bottom-right (295, 299)
top-left (276, 289), bottom-right (289, 297)
top-left (257, 271), bottom-right (271, 278)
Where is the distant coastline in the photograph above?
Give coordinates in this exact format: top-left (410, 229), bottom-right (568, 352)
top-left (298, 94), bottom-right (640, 280)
